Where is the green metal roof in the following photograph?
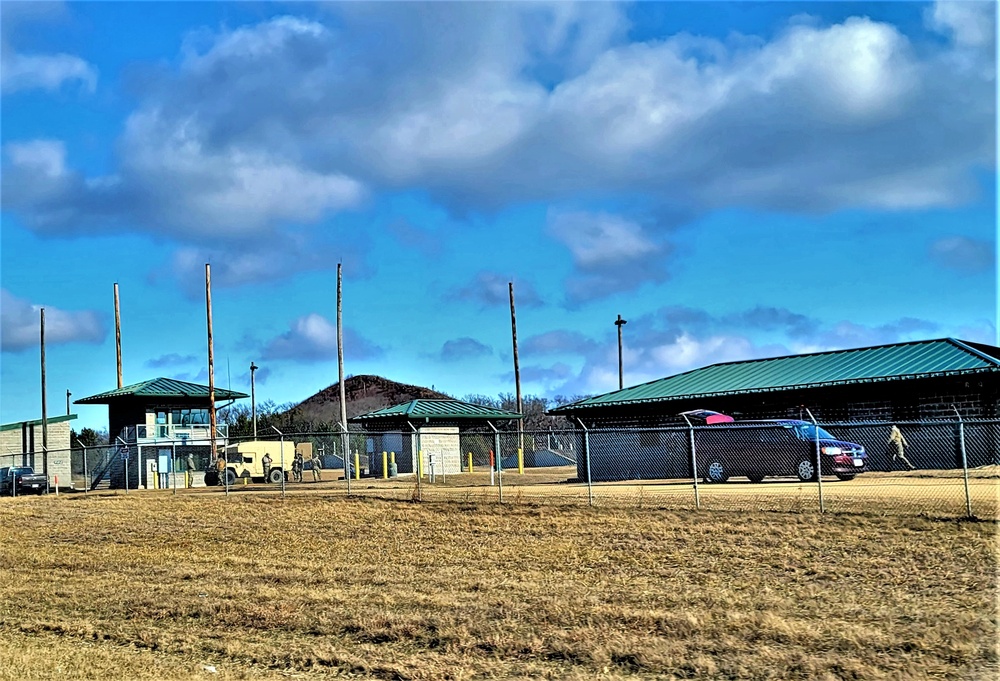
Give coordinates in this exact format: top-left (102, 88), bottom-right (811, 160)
top-left (74, 377), bottom-right (248, 404)
top-left (352, 399), bottom-right (523, 422)
top-left (550, 338), bottom-right (1000, 414)
top-left (0, 414), bottom-right (78, 432)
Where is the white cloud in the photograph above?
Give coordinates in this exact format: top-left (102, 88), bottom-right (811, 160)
top-left (1, 289), bottom-right (105, 352)
top-left (1, 7), bottom-right (993, 246)
top-left (1, 51), bottom-right (97, 94)
top-left (549, 211), bottom-right (659, 268)
top-left (547, 211), bottom-right (671, 304)
top-left (929, 235), bottom-right (995, 272)
top-left (262, 314), bottom-right (383, 362)
top-left (927, 0), bottom-right (996, 47)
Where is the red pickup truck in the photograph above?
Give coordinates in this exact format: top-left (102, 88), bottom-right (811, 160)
top-left (0, 466), bottom-right (48, 496)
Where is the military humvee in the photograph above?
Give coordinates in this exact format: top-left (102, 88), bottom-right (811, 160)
top-left (206, 440), bottom-right (296, 486)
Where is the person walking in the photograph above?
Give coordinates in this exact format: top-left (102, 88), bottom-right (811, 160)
top-left (215, 454), bottom-right (227, 485)
top-left (311, 450), bottom-right (323, 482)
top-left (185, 452), bottom-right (197, 488)
top-left (888, 425), bottom-right (916, 470)
top-left (292, 451), bottom-right (304, 483)
top-left (262, 452), bottom-right (273, 482)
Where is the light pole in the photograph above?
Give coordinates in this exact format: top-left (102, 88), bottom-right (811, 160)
top-left (250, 362), bottom-right (258, 439)
top-left (615, 314), bottom-right (627, 390)
top-left (270, 425), bottom-right (285, 499)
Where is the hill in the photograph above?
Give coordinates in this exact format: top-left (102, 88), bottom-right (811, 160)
top-left (289, 374), bottom-right (452, 425)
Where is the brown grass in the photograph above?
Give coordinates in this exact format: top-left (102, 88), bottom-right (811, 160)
top-left (0, 493), bottom-right (996, 680)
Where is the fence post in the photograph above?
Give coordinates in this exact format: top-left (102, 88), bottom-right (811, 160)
top-left (682, 414), bottom-right (700, 510)
top-left (172, 441), bottom-right (177, 496)
top-left (407, 423), bottom-right (421, 502)
top-left (576, 419), bottom-right (593, 507)
top-left (488, 421), bottom-right (503, 504)
top-left (952, 406), bottom-right (973, 518)
top-left (805, 409), bottom-right (825, 513)
top-left (78, 441), bottom-right (88, 495)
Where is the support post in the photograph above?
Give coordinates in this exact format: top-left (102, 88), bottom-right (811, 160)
top-left (353, 451), bottom-right (360, 480)
top-left (488, 421), bottom-right (503, 504)
top-left (271, 426), bottom-right (285, 499)
top-left (205, 264), bottom-right (217, 484)
top-left (337, 263), bottom-right (350, 496)
top-left (114, 283), bottom-right (123, 389)
top-left (682, 414), bottom-right (701, 510)
top-left (576, 418), bottom-right (593, 507)
top-left (517, 448), bottom-right (524, 475)
top-left (952, 406), bottom-right (973, 518)
top-left (805, 408), bottom-right (825, 513)
top-left (509, 282), bottom-right (523, 454)
top-left (615, 314), bottom-right (627, 390)
top-left (78, 440), bottom-right (88, 495)
top-left (172, 441), bottom-right (177, 496)
top-left (40, 308), bottom-right (49, 493)
top-left (407, 422), bottom-right (421, 501)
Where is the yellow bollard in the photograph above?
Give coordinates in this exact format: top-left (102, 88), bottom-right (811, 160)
top-left (390, 451), bottom-right (396, 466)
top-left (243, 475), bottom-right (248, 485)
top-left (353, 452), bottom-right (360, 480)
top-left (518, 448), bottom-right (524, 475)
top-left (467, 451), bottom-right (473, 473)
top-left (382, 451), bottom-right (388, 479)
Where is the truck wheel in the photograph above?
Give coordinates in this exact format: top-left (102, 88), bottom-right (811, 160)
top-left (268, 468), bottom-right (284, 484)
top-left (223, 469), bottom-right (238, 487)
top-left (204, 471), bottom-right (219, 486)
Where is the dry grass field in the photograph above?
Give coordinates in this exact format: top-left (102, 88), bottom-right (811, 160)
top-left (0, 492), bottom-right (996, 680)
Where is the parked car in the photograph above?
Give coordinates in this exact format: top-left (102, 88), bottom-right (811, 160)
top-left (696, 419), bottom-right (867, 483)
top-left (0, 466), bottom-right (48, 496)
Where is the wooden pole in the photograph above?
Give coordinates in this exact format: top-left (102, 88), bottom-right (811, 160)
top-left (114, 282), bottom-right (123, 388)
top-left (40, 308), bottom-right (49, 487)
top-left (337, 263), bottom-right (349, 493)
top-left (206, 264), bottom-right (216, 459)
top-left (509, 282), bottom-right (523, 448)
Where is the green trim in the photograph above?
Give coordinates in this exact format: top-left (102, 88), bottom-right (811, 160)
top-left (352, 398), bottom-right (522, 422)
top-left (550, 338), bottom-right (1000, 414)
top-left (0, 414), bottom-right (78, 432)
top-left (75, 377), bottom-right (248, 404)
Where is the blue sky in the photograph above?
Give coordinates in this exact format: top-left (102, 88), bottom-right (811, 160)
top-left (1, 1), bottom-right (996, 432)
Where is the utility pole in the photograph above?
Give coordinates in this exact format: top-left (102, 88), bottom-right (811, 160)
top-left (114, 282), bottom-right (123, 388)
top-left (66, 390), bottom-right (71, 416)
top-left (337, 263), bottom-right (350, 494)
top-left (615, 314), bottom-right (627, 390)
top-left (250, 362), bottom-right (258, 439)
top-left (40, 308), bottom-right (48, 490)
top-left (206, 264), bottom-right (216, 462)
top-left (509, 282), bottom-right (523, 448)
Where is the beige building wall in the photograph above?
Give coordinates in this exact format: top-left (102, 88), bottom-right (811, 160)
top-left (0, 417), bottom-right (75, 488)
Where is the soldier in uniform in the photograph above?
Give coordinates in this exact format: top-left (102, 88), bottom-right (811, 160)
top-left (311, 450), bottom-right (323, 482)
top-left (888, 425), bottom-right (916, 470)
top-left (262, 452), bottom-right (273, 481)
top-left (292, 451), bottom-right (304, 483)
top-left (185, 452), bottom-right (197, 487)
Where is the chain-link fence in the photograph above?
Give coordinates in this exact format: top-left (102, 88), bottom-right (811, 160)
top-left (2, 418), bottom-right (996, 518)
